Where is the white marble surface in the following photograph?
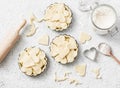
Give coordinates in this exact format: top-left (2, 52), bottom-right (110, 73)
top-left (0, 0), bottom-right (120, 88)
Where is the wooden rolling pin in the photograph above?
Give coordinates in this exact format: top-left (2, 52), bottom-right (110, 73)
top-left (0, 20), bottom-right (26, 63)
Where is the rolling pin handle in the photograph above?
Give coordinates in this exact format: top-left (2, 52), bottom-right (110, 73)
top-left (17, 19), bottom-right (27, 33)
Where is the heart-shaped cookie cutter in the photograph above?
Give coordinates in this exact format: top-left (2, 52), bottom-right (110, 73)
top-left (83, 47), bottom-right (98, 61)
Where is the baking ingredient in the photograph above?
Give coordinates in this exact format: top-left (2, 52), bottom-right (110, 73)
top-left (75, 64), bottom-right (87, 77)
top-left (92, 5), bottom-right (116, 29)
top-left (92, 68), bottom-right (101, 79)
top-left (69, 79), bottom-right (80, 85)
top-left (98, 43), bottom-right (120, 64)
top-left (54, 72), bottom-right (68, 82)
top-left (50, 35), bottom-right (78, 64)
top-left (55, 77), bottom-right (68, 82)
top-left (69, 79), bottom-right (76, 84)
top-left (18, 47), bottom-right (47, 76)
top-left (98, 43), bottom-right (111, 55)
top-left (30, 13), bottom-right (44, 23)
top-left (75, 81), bottom-right (81, 85)
top-left (64, 72), bottom-right (72, 77)
top-left (26, 24), bottom-right (36, 37)
top-left (0, 20), bottom-right (26, 63)
top-left (80, 32), bottom-right (91, 44)
top-left (54, 72), bottom-right (80, 85)
top-left (38, 34), bottom-right (49, 46)
top-left (26, 14), bottom-right (37, 37)
top-left (30, 13), bottom-right (37, 24)
top-left (44, 3), bottom-right (72, 31)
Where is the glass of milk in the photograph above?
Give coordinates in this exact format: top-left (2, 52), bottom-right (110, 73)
top-left (91, 4), bottom-right (118, 36)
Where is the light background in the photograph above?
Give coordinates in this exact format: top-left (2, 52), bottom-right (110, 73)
top-left (0, 0), bottom-right (120, 88)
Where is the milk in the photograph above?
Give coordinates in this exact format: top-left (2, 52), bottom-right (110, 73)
top-left (92, 5), bottom-right (116, 29)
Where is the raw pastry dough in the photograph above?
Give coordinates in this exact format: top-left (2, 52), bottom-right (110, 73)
top-left (69, 79), bottom-right (80, 85)
top-left (50, 35), bottom-right (78, 64)
top-left (26, 14), bottom-right (37, 37)
top-left (44, 3), bottom-right (72, 31)
top-left (38, 34), bottom-right (49, 46)
top-left (69, 79), bottom-right (76, 84)
top-left (92, 68), bottom-right (101, 79)
top-left (26, 24), bottom-right (36, 37)
top-left (54, 72), bottom-right (68, 82)
top-left (75, 64), bottom-right (87, 77)
top-left (54, 72), bottom-right (80, 85)
top-left (80, 32), bottom-right (91, 44)
top-left (18, 47), bottom-right (47, 76)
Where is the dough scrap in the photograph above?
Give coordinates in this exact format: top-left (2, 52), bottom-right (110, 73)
top-left (69, 79), bottom-right (76, 84)
top-left (26, 24), bottom-right (36, 37)
top-left (50, 35), bottom-right (78, 64)
top-left (75, 64), bottom-right (87, 77)
top-left (80, 32), bottom-right (91, 44)
top-left (26, 14), bottom-right (37, 37)
top-left (69, 79), bottom-right (81, 85)
top-left (54, 72), bottom-right (68, 82)
top-left (44, 3), bottom-right (72, 31)
top-left (30, 13), bottom-right (44, 23)
top-left (54, 72), bottom-right (81, 85)
top-left (92, 68), bottom-right (101, 79)
top-left (38, 34), bottom-right (49, 46)
top-left (30, 13), bottom-right (37, 24)
top-left (18, 47), bottom-right (47, 76)
top-left (64, 72), bottom-right (72, 77)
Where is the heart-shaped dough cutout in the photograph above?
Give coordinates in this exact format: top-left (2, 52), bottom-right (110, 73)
top-left (80, 32), bottom-right (91, 44)
top-left (83, 47), bottom-right (98, 61)
top-left (38, 34), bottom-right (49, 46)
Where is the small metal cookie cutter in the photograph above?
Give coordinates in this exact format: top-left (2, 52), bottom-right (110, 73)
top-left (83, 47), bottom-right (98, 61)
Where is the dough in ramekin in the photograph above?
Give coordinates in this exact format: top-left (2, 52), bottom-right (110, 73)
top-left (44, 3), bottom-right (72, 31)
top-left (50, 35), bottom-right (78, 64)
top-left (18, 47), bottom-right (47, 76)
